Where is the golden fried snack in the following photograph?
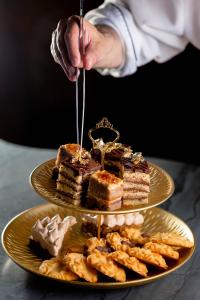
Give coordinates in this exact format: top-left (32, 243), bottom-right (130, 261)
top-left (128, 247), bottom-right (168, 269)
top-left (39, 257), bottom-right (79, 281)
top-left (48, 270), bottom-right (79, 281)
top-left (39, 257), bottom-right (60, 274)
top-left (61, 244), bottom-right (85, 256)
top-left (150, 232), bottom-right (194, 248)
top-left (144, 242), bottom-right (179, 260)
top-left (63, 253), bottom-right (98, 283)
top-left (87, 252), bottom-right (126, 282)
top-left (119, 227), bottom-right (147, 245)
top-left (109, 251), bottom-right (148, 277)
top-left (106, 232), bottom-right (132, 252)
top-left (86, 237), bottom-right (107, 254)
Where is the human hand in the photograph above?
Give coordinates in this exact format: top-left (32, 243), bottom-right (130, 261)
top-left (50, 16), bottom-right (124, 81)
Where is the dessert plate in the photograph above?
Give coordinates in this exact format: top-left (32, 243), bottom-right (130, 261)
top-left (29, 159), bottom-right (175, 214)
top-left (1, 204), bottom-right (195, 288)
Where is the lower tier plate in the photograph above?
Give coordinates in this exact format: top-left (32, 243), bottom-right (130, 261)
top-left (1, 204), bottom-right (195, 289)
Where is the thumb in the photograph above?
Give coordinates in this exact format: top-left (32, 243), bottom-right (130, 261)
top-left (83, 41), bottom-right (100, 70)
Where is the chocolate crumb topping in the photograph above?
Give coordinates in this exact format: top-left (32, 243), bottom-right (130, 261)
top-left (96, 246), bottom-right (113, 253)
top-left (62, 158), bottom-right (102, 176)
top-left (122, 158), bottom-right (149, 173)
top-left (121, 240), bottom-right (137, 248)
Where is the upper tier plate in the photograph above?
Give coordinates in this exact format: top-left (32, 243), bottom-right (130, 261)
top-left (30, 159), bottom-right (174, 214)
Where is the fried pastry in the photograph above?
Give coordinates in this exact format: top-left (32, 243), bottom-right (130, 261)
top-left (150, 232), bottom-right (194, 248)
top-left (128, 247), bottom-right (168, 269)
top-left (109, 251), bottom-right (148, 277)
top-left (39, 257), bottom-right (60, 274)
top-left (144, 242), bottom-right (179, 260)
top-left (62, 244), bottom-right (85, 256)
top-left (106, 232), bottom-right (135, 252)
top-left (119, 227), bottom-right (147, 245)
top-left (85, 237), bottom-right (108, 255)
top-left (63, 253), bottom-right (98, 283)
top-left (87, 252), bottom-right (126, 282)
top-left (39, 257), bottom-right (79, 281)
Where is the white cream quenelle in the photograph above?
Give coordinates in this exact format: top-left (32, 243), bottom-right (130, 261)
top-left (31, 214), bottom-right (77, 256)
top-left (83, 212), bottom-right (144, 228)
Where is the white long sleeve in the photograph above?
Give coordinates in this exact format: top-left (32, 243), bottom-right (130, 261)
top-left (85, 0), bottom-right (200, 77)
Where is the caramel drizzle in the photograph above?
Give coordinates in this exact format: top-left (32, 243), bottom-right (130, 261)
top-left (97, 214), bottom-right (102, 240)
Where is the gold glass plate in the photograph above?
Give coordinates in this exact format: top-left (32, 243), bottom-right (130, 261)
top-left (1, 204), bottom-right (195, 289)
top-left (29, 159), bottom-right (174, 214)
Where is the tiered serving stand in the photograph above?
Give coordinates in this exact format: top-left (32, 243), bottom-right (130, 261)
top-left (1, 119), bottom-right (195, 288)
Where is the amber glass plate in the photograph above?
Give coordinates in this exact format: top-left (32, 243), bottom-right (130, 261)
top-left (1, 204), bottom-right (195, 289)
top-left (29, 159), bottom-right (174, 214)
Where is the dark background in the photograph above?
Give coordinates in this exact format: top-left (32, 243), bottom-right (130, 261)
top-left (0, 0), bottom-right (199, 164)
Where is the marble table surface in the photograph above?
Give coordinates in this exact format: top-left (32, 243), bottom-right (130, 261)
top-left (0, 139), bottom-right (200, 300)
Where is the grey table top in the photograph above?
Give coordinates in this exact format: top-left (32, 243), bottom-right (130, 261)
top-left (0, 139), bottom-right (199, 300)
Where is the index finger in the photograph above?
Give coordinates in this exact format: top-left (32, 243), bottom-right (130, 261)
top-left (65, 16), bottom-right (82, 68)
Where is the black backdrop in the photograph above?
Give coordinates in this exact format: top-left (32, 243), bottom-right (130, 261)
top-left (0, 0), bottom-right (199, 164)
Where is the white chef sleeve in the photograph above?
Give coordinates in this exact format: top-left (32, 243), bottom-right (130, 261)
top-left (85, 0), bottom-right (188, 77)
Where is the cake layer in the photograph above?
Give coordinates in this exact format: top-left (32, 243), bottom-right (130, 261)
top-left (56, 192), bottom-right (81, 205)
top-left (123, 182), bottom-right (150, 192)
top-left (56, 182), bottom-right (83, 199)
top-left (57, 175), bottom-right (83, 192)
top-left (62, 159), bottom-right (102, 177)
top-left (123, 172), bottom-right (150, 184)
top-left (104, 161), bottom-right (123, 178)
top-left (123, 198), bottom-right (148, 206)
top-left (123, 191), bottom-right (149, 199)
top-left (88, 170), bottom-right (123, 201)
top-left (59, 164), bottom-right (83, 184)
top-left (121, 157), bottom-right (150, 174)
top-left (87, 196), bottom-right (122, 211)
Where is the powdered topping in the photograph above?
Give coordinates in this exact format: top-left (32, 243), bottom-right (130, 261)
top-left (94, 170), bottom-right (122, 185)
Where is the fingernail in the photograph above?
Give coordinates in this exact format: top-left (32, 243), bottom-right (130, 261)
top-left (85, 57), bottom-right (92, 70)
top-left (68, 66), bottom-right (75, 75)
top-left (71, 57), bottom-right (79, 67)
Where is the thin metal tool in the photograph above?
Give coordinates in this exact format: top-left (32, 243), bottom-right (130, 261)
top-left (75, 0), bottom-right (85, 153)
top-left (80, 0), bottom-right (85, 153)
top-left (75, 80), bottom-right (79, 145)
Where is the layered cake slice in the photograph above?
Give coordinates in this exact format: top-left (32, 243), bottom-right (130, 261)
top-left (56, 155), bottom-right (102, 205)
top-left (92, 144), bottom-right (150, 206)
top-left (52, 143), bottom-right (90, 179)
top-left (103, 144), bottom-right (133, 177)
top-left (122, 154), bottom-right (150, 206)
top-left (87, 170), bottom-right (123, 210)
